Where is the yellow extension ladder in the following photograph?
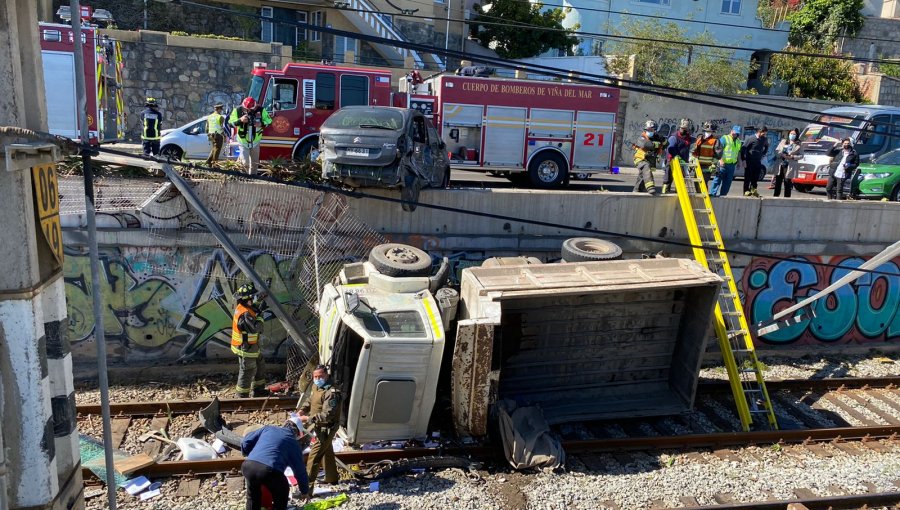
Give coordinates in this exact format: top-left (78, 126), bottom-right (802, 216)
top-left (671, 158), bottom-right (778, 431)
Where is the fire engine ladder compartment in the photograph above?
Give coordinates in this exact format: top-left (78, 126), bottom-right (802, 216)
top-left (456, 258), bottom-right (723, 425)
top-left (670, 157), bottom-right (778, 431)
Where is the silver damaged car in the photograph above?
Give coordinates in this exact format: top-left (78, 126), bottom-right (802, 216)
top-left (319, 106), bottom-right (451, 212)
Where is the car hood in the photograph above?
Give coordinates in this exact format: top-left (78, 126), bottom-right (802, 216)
top-left (320, 128), bottom-right (402, 166)
top-left (857, 163), bottom-right (900, 174)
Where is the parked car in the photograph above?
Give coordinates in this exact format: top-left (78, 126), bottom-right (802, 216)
top-left (159, 116), bottom-right (237, 161)
top-left (319, 106), bottom-right (451, 212)
top-left (841, 147), bottom-right (900, 201)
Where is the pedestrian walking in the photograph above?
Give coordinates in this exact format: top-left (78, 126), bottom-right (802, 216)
top-left (664, 118), bottom-right (695, 193)
top-left (298, 365), bottom-right (342, 496)
top-left (773, 128), bottom-right (803, 197)
top-left (709, 125), bottom-right (743, 197)
top-left (826, 138), bottom-right (859, 200)
top-left (241, 416), bottom-right (310, 510)
top-left (741, 126), bottom-right (769, 197)
top-left (692, 121), bottom-right (723, 188)
top-left (205, 103), bottom-right (227, 168)
top-left (631, 120), bottom-right (668, 195)
top-left (230, 97), bottom-right (272, 174)
top-left (140, 97), bottom-right (162, 157)
top-left (231, 283), bottom-right (269, 398)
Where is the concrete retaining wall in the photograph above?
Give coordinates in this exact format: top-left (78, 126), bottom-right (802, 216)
top-left (60, 181), bottom-right (900, 369)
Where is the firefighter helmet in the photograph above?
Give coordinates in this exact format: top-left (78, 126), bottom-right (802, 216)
top-left (643, 120), bottom-right (658, 131)
top-left (145, 97), bottom-right (158, 107)
top-left (679, 118), bottom-right (694, 131)
top-left (235, 283), bottom-right (256, 300)
top-left (702, 121), bottom-right (717, 131)
top-left (242, 97), bottom-right (257, 109)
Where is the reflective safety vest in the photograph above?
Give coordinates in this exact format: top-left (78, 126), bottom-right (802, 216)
top-left (721, 135), bottom-right (742, 164)
top-left (229, 107), bottom-right (272, 147)
top-left (231, 303), bottom-right (259, 357)
top-left (141, 107), bottom-right (161, 141)
top-left (695, 137), bottom-right (718, 168)
top-left (207, 112), bottom-right (225, 135)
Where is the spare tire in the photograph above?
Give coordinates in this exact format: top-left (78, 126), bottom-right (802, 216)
top-left (369, 243), bottom-right (433, 277)
top-left (561, 238), bottom-right (623, 262)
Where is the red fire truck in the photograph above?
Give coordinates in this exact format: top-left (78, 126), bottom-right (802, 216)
top-left (247, 62), bottom-right (394, 161)
top-left (401, 75), bottom-right (620, 188)
top-left (39, 21), bottom-right (125, 143)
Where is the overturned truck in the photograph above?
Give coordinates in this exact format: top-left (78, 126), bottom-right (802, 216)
top-left (316, 242), bottom-right (723, 444)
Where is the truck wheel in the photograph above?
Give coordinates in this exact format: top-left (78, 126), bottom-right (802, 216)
top-left (794, 184), bottom-right (813, 193)
top-left (528, 152), bottom-right (567, 188)
top-left (561, 238), bottom-right (623, 262)
top-left (293, 138), bottom-right (316, 162)
top-left (369, 243), bottom-right (433, 277)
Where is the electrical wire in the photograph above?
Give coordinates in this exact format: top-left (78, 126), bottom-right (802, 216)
top-left (174, 0), bottom-right (900, 137)
top-left (86, 143), bottom-right (900, 278)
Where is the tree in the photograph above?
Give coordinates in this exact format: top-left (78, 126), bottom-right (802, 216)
top-left (767, 44), bottom-right (866, 102)
top-left (470, 0), bottom-right (577, 59)
top-left (604, 19), bottom-right (753, 94)
top-left (787, 0), bottom-right (865, 48)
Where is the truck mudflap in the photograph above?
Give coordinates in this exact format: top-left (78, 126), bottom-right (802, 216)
top-left (451, 318), bottom-right (499, 437)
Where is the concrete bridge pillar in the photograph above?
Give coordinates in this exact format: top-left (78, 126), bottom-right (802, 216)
top-left (0, 1), bottom-right (83, 509)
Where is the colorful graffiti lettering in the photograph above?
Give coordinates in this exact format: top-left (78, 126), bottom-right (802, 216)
top-left (742, 255), bottom-right (900, 345)
top-left (63, 246), bottom-right (312, 363)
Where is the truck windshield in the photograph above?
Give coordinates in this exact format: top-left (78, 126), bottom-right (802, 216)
top-left (800, 115), bottom-right (865, 144)
top-left (247, 75), bottom-right (265, 103)
top-left (355, 309), bottom-right (425, 338)
top-left (324, 109), bottom-right (403, 130)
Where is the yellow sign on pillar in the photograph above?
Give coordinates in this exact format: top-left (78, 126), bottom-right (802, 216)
top-left (31, 164), bottom-right (64, 265)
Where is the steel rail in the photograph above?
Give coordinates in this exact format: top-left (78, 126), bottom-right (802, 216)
top-left (75, 377), bottom-right (900, 417)
top-left (82, 425), bottom-right (898, 479)
top-left (681, 491), bottom-right (900, 510)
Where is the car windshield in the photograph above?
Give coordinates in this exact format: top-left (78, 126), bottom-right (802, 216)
top-left (799, 115), bottom-right (865, 144)
top-left (872, 148), bottom-right (900, 166)
top-left (324, 109), bottom-right (403, 130)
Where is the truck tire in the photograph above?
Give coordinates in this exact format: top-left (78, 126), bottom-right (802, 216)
top-left (794, 184), bottom-right (813, 193)
top-left (528, 151), bottom-right (567, 188)
top-left (293, 138), bottom-right (317, 162)
top-left (369, 243), bottom-right (433, 277)
top-left (561, 238), bottom-right (623, 262)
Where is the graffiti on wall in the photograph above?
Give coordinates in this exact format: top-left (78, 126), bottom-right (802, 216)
top-left (64, 246), bottom-right (316, 363)
top-left (742, 255), bottom-right (900, 345)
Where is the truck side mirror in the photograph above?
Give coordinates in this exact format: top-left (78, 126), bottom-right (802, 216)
top-left (345, 293), bottom-right (360, 313)
top-left (449, 128), bottom-right (459, 142)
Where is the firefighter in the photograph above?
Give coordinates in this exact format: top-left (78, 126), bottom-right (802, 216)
top-left (692, 121), bottom-right (723, 188)
top-left (229, 97), bottom-right (272, 175)
top-left (232, 282), bottom-right (269, 398)
top-left (298, 365), bottom-right (342, 495)
top-left (664, 118), bottom-right (695, 194)
top-left (205, 103), bottom-right (226, 168)
top-left (632, 120), bottom-right (667, 195)
top-left (140, 97), bottom-right (162, 157)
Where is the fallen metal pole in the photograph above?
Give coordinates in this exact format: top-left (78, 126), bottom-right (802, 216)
top-left (71, 0), bottom-right (118, 506)
top-left (160, 164), bottom-right (317, 361)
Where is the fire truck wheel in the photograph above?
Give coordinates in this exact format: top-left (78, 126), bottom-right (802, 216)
top-left (369, 243), bottom-right (433, 277)
top-left (528, 152), bottom-right (567, 188)
top-left (560, 237), bottom-right (623, 262)
top-left (794, 184), bottom-right (813, 193)
top-left (293, 139), bottom-right (316, 162)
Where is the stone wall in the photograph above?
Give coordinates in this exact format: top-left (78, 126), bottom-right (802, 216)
top-left (838, 16), bottom-right (900, 62)
top-left (106, 29), bottom-right (291, 140)
top-left (859, 72), bottom-right (900, 105)
top-left (51, 0), bottom-right (260, 39)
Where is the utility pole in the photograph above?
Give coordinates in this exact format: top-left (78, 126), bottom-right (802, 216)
top-left (444, 0), bottom-right (451, 52)
top-left (70, 0), bottom-right (118, 507)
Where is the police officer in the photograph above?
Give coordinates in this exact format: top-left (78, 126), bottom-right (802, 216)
top-left (299, 365), bottom-right (341, 494)
top-left (205, 103), bottom-right (227, 168)
top-left (231, 283), bottom-right (269, 398)
top-left (229, 97), bottom-right (272, 175)
top-left (632, 120), bottom-right (667, 195)
top-left (140, 97), bottom-right (162, 157)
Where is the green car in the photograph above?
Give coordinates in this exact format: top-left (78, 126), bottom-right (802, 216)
top-left (849, 148), bottom-right (900, 201)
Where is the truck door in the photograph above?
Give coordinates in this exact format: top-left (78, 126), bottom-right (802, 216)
top-left (484, 106), bottom-right (526, 168)
top-left (573, 111), bottom-right (615, 171)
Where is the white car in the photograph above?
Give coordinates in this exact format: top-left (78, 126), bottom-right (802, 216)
top-left (159, 117), bottom-right (238, 161)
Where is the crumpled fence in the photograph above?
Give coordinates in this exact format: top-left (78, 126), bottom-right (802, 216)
top-left (497, 399), bottom-right (565, 470)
